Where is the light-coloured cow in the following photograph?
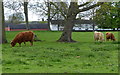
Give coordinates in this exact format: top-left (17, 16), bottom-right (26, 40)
top-left (94, 31), bottom-right (104, 42)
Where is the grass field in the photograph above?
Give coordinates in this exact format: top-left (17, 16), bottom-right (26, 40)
top-left (0, 44), bottom-right (2, 74)
top-left (2, 31), bottom-right (119, 73)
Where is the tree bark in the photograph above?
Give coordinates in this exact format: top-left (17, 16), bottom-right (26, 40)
top-left (57, 2), bottom-right (78, 42)
top-left (24, 2), bottom-right (29, 30)
top-left (92, 8), bottom-right (95, 31)
top-left (118, 2), bottom-right (120, 29)
top-left (57, 18), bottom-right (76, 42)
top-left (1, 2), bottom-right (7, 43)
top-left (0, 2), bottom-right (2, 44)
top-left (58, 24), bottom-right (60, 31)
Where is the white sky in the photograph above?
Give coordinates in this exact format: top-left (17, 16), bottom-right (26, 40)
top-left (27, 11), bottom-right (41, 21)
top-left (4, 7), bottom-right (41, 21)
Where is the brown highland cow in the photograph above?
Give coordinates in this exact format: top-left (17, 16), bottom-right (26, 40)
top-left (11, 31), bottom-right (34, 47)
top-left (106, 32), bottom-right (116, 41)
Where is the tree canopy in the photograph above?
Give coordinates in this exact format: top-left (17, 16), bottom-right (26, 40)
top-left (94, 2), bottom-right (119, 29)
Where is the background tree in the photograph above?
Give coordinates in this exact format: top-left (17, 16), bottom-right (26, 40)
top-left (4, 0), bottom-right (23, 23)
top-left (29, 1), bottom-right (48, 20)
top-left (93, 2), bottom-right (119, 29)
top-left (24, 0), bottom-right (29, 30)
top-left (50, 1), bottom-right (103, 42)
top-left (8, 12), bottom-right (24, 24)
top-left (50, 2), bottom-right (69, 30)
top-left (4, 0), bottom-right (30, 30)
top-left (29, 1), bottom-right (51, 30)
top-left (1, 2), bottom-right (7, 43)
top-left (118, 2), bottom-right (120, 29)
top-left (4, 0), bottom-right (22, 13)
top-left (0, 2), bottom-right (2, 44)
top-left (47, 0), bottom-right (51, 31)
top-left (29, 1), bottom-right (68, 31)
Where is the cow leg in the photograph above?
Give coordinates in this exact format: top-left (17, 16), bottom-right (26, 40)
top-left (24, 42), bottom-right (26, 45)
top-left (106, 39), bottom-right (108, 41)
top-left (19, 43), bottom-right (21, 47)
top-left (94, 38), bottom-right (96, 41)
top-left (94, 38), bottom-right (97, 41)
top-left (30, 41), bottom-right (33, 46)
top-left (106, 39), bottom-right (109, 41)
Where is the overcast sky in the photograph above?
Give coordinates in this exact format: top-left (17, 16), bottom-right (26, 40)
top-left (4, 0), bottom-right (118, 21)
top-left (4, 1), bottom-right (90, 21)
top-left (4, 7), bottom-right (41, 21)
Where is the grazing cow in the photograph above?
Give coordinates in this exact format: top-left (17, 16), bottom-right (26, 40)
top-left (11, 31), bottom-right (34, 47)
top-left (106, 32), bottom-right (116, 41)
top-left (33, 35), bottom-right (41, 41)
top-left (94, 31), bottom-right (104, 42)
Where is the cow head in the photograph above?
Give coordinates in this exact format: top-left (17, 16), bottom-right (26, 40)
top-left (11, 41), bottom-right (16, 47)
top-left (113, 38), bottom-right (116, 41)
top-left (106, 32), bottom-right (109, 35)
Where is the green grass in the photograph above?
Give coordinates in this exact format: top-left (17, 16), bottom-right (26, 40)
top-left (0, 44), bottom-right (2, 73)
top-left (2, 31), bottom-right (119, 73)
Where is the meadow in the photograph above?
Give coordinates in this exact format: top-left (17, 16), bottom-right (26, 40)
top-left (2, 31), bottom-right (119, 73)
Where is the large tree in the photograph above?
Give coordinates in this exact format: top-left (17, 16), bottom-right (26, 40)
top-left (50, 1), bottom-right (103, 42)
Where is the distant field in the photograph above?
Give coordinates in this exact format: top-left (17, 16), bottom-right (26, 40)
top-left (2, 31), bottom-right (119, 73)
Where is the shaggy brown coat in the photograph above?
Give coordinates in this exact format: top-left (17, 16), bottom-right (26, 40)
top-left (11, 31), bottom-right (34, 47)
top-left (106, 32), bottom-right (116, 41)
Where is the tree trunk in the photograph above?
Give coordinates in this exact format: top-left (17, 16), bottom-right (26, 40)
top-left (47, 1), bottom-right (51, 31)
top-left (57, 18), bottom-right (76, 42)
top-left (57, 2), bottom-right (78, 42)
top-left (58, 24), bottom-right (60, 31)
top-left (118, 3), bottom-right (120, 30)
top-left (93, 21), bottom-right (95, 31)
top-left (0, 2), bottom-right (2, 44)
top-left (24, 2), bottom-right (29, 30)
top-left (92, 8), bottom-right (95, 31)
top-left (1, 2), bottom-right (7, 43)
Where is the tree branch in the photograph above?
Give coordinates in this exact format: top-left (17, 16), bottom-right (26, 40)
top-left (78, 2), bottom-right (104, 13)
top-left (78, 2), bottom-right (90, 7)
top-left (41, 7), bottom-right (48, 12)
top-left (50, 2), bottom-right (67, 19)
top-left (50, 11), bottom-right (58, 19)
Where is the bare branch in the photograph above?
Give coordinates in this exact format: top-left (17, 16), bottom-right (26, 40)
top-left (50, 2), bottom-right (67, 19)
top-left (78, 2), bottom-right (104, 13)
top-left (41, 7), bottom-right (48, 12)
top-left (78, 2), bottom-right (90, 7)
top-left (50, 11), bottom-right (59, 19)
